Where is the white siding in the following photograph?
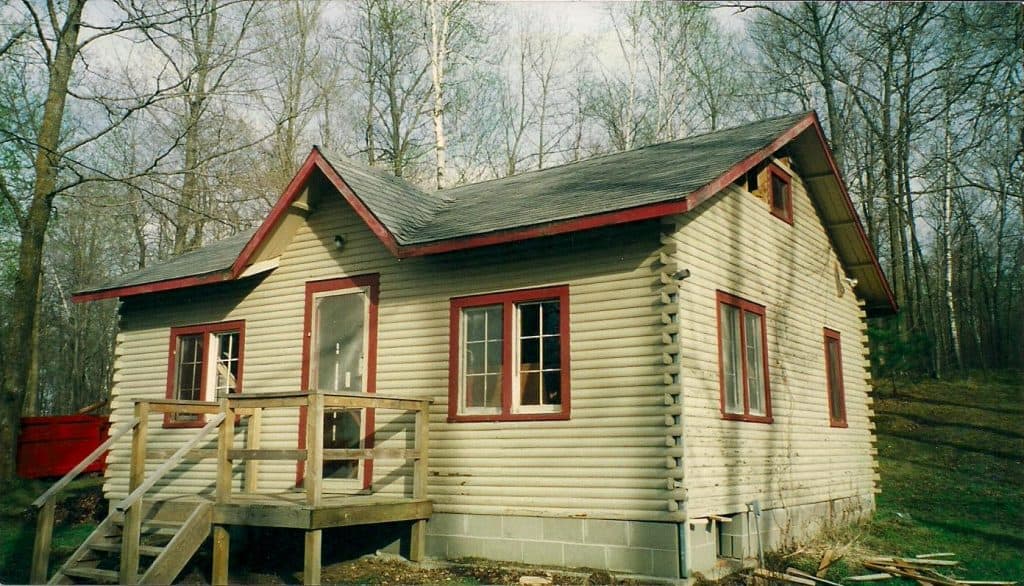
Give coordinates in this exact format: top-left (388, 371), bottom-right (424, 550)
top-left (668, 161), bottom-right (877, 519)
top-left (106, 190), bottom-right (677, 521)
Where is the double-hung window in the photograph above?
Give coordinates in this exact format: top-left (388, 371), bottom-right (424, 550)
top-left (716, 291), bottom-right (772, 423)
top-left (824, 328), bottom-right (847, 427)
top-left (449, 286), bottom-right (570, 422)
top-left (165, 320), bottom-right (245, 427)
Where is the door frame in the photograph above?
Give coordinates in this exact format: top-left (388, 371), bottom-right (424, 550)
top-left (297, 273), bottom-right (380, 489)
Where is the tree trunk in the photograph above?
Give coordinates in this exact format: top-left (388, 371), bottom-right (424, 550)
top-left (427, 0), bottom-right (449, 190)
top-left (0, 0), bottom-right (86, 479)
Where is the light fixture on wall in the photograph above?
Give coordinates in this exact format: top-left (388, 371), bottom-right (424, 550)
top-left (333, 235), bottom-right (346, 251)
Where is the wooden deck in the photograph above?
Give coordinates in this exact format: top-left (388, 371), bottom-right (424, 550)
top-left (30, 390), bottom-right (433, 585)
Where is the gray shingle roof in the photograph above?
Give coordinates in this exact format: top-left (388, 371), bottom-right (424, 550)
top-left (78, 112), bottom-right (813, 296)
top-left (82, 228), bottom-right (256, 293)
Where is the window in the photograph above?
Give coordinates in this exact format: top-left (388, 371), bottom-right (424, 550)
top-left (824, 328), bottom-right (847, 427)
top-left (767, 164), bottom-right (793, 224)
top-left (448, 286), bottom-right (570, 422)
top-left (165, 320), bottom-right (245, 427)
top-left (716, 291), bottom-right (771, 423)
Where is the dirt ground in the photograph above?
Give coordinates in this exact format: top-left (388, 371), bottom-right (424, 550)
top-left (177, 552), bottom-right (644, 585)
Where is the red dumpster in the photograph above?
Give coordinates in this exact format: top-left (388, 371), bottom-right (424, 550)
top-left (16, 415), bottom-right (110, 479)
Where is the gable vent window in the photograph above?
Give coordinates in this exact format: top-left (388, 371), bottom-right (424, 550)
top-left (768, 164), bottom-right (793, 224)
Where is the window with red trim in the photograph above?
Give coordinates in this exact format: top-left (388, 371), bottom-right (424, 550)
top-left (164, 320), bottom-right (244, 427)
top-left (449, 286), bottom-right (570, 422)
top-left (824, 328), bottom-right (847, 427)
top-left (768, 164), bottom-right (793, 224)
top-left (716, 291), bottom-right (772, 423)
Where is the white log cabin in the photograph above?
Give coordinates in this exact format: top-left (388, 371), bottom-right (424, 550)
top-left (57, 111), bottom-right (896, 584)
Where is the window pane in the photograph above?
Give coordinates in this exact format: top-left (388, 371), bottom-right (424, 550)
top-left (520, 303), bottom-right (540, 337)
top-left (315, 293), bottom-right (365, 392)
top-left (175, 334), bottom-right (203, 402)
top-left (520, 370), bottom-right (540, 405)
top-left (828, 339), bottom-right (844, 418)
top-left (542, 371), bottom-right (561, 405)
top-left (485, 306), bottom-right (503, 340)
top-left (483, 374), bottom-right (501, 407)
top-left (466, 308), bottom-right (487, 341)
top-left (772, 175), bottom-right (788, 212)
top-left (520, 337), bottom-right (540, 365)
top-left (720, 305), bottom-right (743, 413)
top-left (542, 337), bottom-right (560, 370)
top-left (214, 331), bottom-right (240, 396)
top-left (541, 301), bottom-right (560, 335)
top-left (466, 341), bottom-right (486, 374)
top-left (745, 311), bottom-right (766, 415)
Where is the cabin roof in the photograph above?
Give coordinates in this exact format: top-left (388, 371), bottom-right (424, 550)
top-left (74, 111), bottom-right (897, 315)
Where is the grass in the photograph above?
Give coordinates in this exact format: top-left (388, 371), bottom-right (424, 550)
top-left (772, 371), bottom-right (1023, 584)
top-left (867, 371), bottom-right (1023, 580)
top-left (0, 475), bottom-right (105, 584)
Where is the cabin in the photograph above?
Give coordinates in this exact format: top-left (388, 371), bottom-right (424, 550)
top-left (43, 111), bottom-right (895, 584)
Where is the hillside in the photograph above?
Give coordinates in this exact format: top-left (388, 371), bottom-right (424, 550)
top-left (866, 372), bottom-right (1023, 580)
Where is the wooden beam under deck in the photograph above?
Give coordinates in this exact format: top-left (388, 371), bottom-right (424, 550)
top-left (212, 495), bottom-right (432, 530)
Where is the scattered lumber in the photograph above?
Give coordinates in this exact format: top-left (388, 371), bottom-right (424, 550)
top-left (916, 553), bottom-right (957, 559)
top-left (846, 573), bottom-right (895, 582)
top-left (785, 566), bottom-right (844, 586)
top-left (753, 568), bottom-right (816, 585)
top-left (957, 581), bottom-right (1017, 585)
top-left (817, 548), bottom-right (842, 577)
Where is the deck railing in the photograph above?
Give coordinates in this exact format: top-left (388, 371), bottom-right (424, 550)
top-left (32, 391), bottom-right (431, 585)
top-left (210, 390), bottom-right (432, 585)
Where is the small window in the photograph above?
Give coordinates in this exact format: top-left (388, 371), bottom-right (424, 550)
top-left (449, 286), bottom-right (570, 422)
top-left (165, 321), bottom-right (244, 427)
top-left (716, 291), bottom-right (771, 423)
top-left (824, 328), bottom-right (847, 427)
top-left (768, 164), bottom-right (793, 224)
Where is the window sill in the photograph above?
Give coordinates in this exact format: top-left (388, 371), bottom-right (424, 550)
top-left (448, 410), bottom-right (569, 423)
top-left (162, 418), bottom-right (207, 429)
top-left (829, 419), bottom-right (848, 428)
top-left (721, 412), bottom-right (773, 424)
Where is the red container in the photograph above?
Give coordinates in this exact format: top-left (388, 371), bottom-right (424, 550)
top-left (17, 415), bottom-right (110, 479)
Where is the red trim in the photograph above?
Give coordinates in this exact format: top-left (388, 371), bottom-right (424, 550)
top-left (715, 291), bottom-right (773, 424)
top-left (163, 320), bottom-right (245, 428)
top-left (71, 272), bottom-right (231, 303)
top-left (767, 163), bottom-right (794, 224)
top-left (805, 114), bottom-right (897, 314)
top-left (824, 328), bottom-right (848, 428)
top-left (296, 274), bottom-right (380, 488)
top-left (230, 149), bottom-right (401, 280)
top-left (447, 285), bottom-right (571, 423)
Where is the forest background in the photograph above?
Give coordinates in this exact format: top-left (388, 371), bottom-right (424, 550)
top-left (0, 1), bottom-right (1020, 479)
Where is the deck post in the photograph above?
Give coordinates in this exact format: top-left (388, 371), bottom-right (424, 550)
top-left (304, 392), bottom-right (324, 585)
top-left (410, 401), bottom-right (429, 562)
top-left (120, 401), bottom-right (149, 584)
top-left (244, 407), bottom-right (262, 494)
top-left (29, 496), bottom-right (56, 584)
top-left (213, 397), bottom-right (235, 585)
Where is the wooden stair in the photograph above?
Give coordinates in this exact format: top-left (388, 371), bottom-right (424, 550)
top-left (48, 502), bottom-right (212, 584)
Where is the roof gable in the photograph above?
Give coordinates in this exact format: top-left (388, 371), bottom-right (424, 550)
top-left (73, 111), bottom-right (896, 315)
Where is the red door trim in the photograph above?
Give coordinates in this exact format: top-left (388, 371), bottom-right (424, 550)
top-left (296, 273), bottom-right (380, 489)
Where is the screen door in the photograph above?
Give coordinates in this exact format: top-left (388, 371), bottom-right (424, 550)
top-left (310, 289), bottom-right (368, 482)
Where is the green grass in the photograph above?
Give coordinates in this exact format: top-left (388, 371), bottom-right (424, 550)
top-left (867, 371), bottom-right (1023, 581)
top-left (0, 475), bottom-right (105, 584)
top-left (774, 372), bottom-right (1023, 584)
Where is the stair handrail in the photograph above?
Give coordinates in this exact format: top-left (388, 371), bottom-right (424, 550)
top-left (29, 418), bottom-right (138, 584)
top-left (114, 412), bottom-right (226, 513)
